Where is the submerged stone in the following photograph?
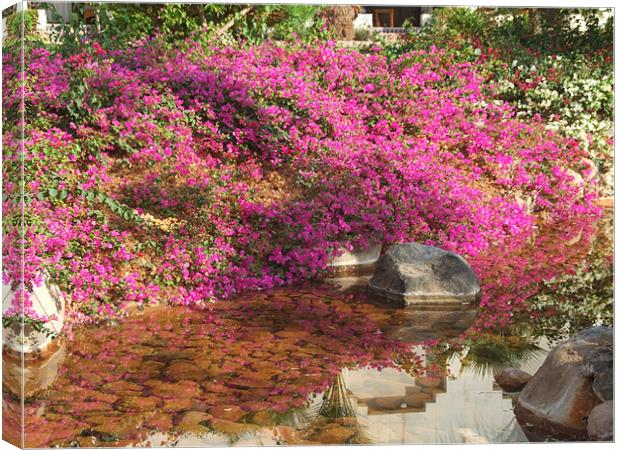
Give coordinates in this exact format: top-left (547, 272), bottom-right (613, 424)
top-left (175, 411), bottom-right (217, 435)
top-left (101, 380), bottom-right (144, 395)
top-left (114, 396), bottom-right (161, 412)
top-left (251, 409), bottom-right (277, 426)
top-left (368, 243), bottom-right (480, 305)
top-left (208, 404), bottom-right (246, 422)
top-left (210, 418), bottom-right (259, 435)
top-left (311, 423), bottom-right (357, 444)
top-left (147, 380), bottom-right (201, 398)
top-left (162, 398), bottom-right (194, 412)
top-left (144, 413), bottom-right (174, 430)
top-left (165, 361), bottom-right (206, 382)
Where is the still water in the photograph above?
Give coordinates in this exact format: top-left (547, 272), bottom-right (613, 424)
top-left (2, 213), bottom-right (612, 447)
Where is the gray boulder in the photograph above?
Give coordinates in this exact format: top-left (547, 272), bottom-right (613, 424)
top-left (587, 401), bottom-right (613, 441)
top-left (515, 326), bottom-right (613, 441)
top-left (586, 346), bottom-right (613, 402)
top-left (367, 243), bottom-right (480, 305)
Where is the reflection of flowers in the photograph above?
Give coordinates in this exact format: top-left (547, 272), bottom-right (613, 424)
top-left (525, 214), bottom-right (613, 344)
top-left (468, 212), bottom-right (604, 330)
top-left (13, 285), bottom-right (421, 447)
top-left (404, 213), bottom-right (610, 380)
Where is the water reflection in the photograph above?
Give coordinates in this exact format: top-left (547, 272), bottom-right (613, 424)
top-left (341, 362), bottom-right (526, 444)
top-left (3, 285), bottom-right (423, 447)
top-left (1, 213), bottom-right (612, 446)
top-left (446, 332), bottom-right (544, 378)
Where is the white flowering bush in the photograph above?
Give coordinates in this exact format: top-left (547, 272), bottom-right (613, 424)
top-left (390, 8), bottom-right (614, 194)
top-left (495, 53), bottom-right (613, 193)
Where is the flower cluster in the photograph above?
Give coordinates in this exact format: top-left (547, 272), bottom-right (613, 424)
top-left (2, 38), bottom-right (600, 325)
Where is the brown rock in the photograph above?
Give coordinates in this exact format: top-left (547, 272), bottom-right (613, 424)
top-left (273, 426), bottom-right (303, 443)
top-left (92, 414), bottom-right (145, 437)
top-left (204, 382), bottom-right (231, 394)
top-left (245, 330), bottom-right (275, 341)
top-left (311, 424), bottom-right (356, 444)
top-left (53, 401), bottom-right (114, 415)
top-left (83, 413), bottom-right (118, 424)
top-left (208, 404), bottom-right (246, 422)
top-left (75, 436), bottom-right (100, 447)
top-left (176, 411), bottom-right (213, 434)
top-left (162, 398), bottom-right (194, 412)
top-left (148, 380), bottom-right (200, 398)
top-left (165, 361), bottom-right (206, 382)
top-left (251, 409), bottom-right (277, 426)
top-left (148, 350), bottom-right (196, 363)
top-left (227, 377), bottom-right (274, 389)
top-left (114, 396), bottom-right (161, 412)
top-left (240, 400), bottom-right (273, 412)
top-left (101, 380), bottom-right (143, 395)
top-left (72, 341), bottom-right (101, 357)
top-left (81, 389), bottom-right (120, 404)
top-left (587, 401), bottom-right (613, 441)
top-left (144, 413), bottom-right (174, 430)
top-left (275, 330), bottom-right (311, 340)
top-left (336, 417), bottom-right (360, 426)
top-left (210, 418), bottom-right (259, 435)
top-left (494, 368), bottom-right (532, 392)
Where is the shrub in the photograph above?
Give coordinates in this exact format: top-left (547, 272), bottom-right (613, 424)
top-left (3, 37), bottom-right (600, 326)
top-left (44, 3), bottom-right (328, 53)
top-left (386, 7), bottom-right (614, 193)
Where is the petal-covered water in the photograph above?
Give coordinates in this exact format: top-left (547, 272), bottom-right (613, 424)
top-left (2, 213), bottom-right (612, 446)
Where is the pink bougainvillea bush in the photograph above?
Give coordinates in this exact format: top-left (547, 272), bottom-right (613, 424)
top-left (2, 38), bottom-right (601, 327)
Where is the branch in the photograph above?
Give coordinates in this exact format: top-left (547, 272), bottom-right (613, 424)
top-left (214, 6), bottom-right (253, 37)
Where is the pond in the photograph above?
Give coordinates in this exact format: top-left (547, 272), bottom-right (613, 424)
top-left (2, 213), bottom-right (612, 447)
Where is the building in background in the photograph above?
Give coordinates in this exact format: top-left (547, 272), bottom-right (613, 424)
top-left (19, 2), bottom-right (433, 40)
top-left (362, 6), bottom-right (433, 29)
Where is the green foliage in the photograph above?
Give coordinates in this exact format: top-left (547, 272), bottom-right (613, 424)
top-left (44, 2), bottom-right (89, 54)
top-left (2, 7), bottom-right (45, 52)
top-left (405, 7), bottom-right (613, 57)
top-left (63, 63), bottom-right (104, 125)
top-left (44, 2), bottom-right (326, 51)
top-left (490, 8), bottom-right (613, 56)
